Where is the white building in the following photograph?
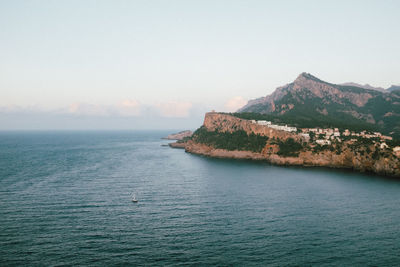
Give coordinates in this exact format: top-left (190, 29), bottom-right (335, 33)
top-left (381, 135), bottom-right (393, 141)
top-left (300, 133), bottom-right (310, 141)
top-left (258, 121), bottom-right (297, 132)
top-left (285, 126), bottom-right (297, 132)
top-left (393, 146), bottom-right (400, 157)
top-left (257, 120), bottom-right (271, 126)
top-left (380, 142), bottom-right (389, 149)
top-left (316, 139), bottom-right (331, 146)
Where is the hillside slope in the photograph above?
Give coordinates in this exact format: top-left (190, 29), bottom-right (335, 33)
top-left (238, 73), bottom-right (400, 138)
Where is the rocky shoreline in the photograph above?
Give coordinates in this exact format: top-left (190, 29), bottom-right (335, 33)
top-left (168, 142), bottom-right (186, 149)
top-left (170, 140), bottom-right (400, 178)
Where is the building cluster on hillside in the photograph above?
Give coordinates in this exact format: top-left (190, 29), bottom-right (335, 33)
top-left (300, 127), bottom-right (393, 147)
top-left (341, 129), bottom-right (392, 140)
top-left (251, 120), bottom-right (297, 132)
top-left (249, 119), bottom-right (398, 154)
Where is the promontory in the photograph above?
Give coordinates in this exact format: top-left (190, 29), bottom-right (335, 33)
top-left (170, 73), bottom-right (400, 177)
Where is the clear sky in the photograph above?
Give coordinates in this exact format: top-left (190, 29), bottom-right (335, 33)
top-left (0, 0), bottom-right (399, 129)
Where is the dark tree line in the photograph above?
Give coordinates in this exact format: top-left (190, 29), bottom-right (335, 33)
top-left (192, 126), bottom-right (269, 152)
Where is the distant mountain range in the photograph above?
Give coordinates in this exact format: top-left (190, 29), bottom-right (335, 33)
top-left (238, 73), bottom-right (400, 138)
top-left (339, 82), bottom-right (400, 92)
top-left (339, 82), bottom-right (385, 92)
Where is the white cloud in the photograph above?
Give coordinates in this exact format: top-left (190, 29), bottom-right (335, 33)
top-left (0, 104), bottom-right (50, 113)
top-left (1, 99), bottom-right (197, 119)
top-left (223, 96), bottom-right (247, 112)
top-left (155, 101), bottom-right (193, 118)
top-left (117, 99), bottom-right (141, 117)
top-left (64, 100), bottom-right (142, 117)
top-left (0, 100), bottom-right (210, 129)
top-left (67, 103), bottom-right (112, 116)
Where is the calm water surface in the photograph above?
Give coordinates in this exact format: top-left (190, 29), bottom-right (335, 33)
top-left (0, 131), bottom-right (399, 266)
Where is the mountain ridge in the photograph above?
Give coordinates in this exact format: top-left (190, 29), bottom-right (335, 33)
top-left (238, 73), bottom-right (400, 139)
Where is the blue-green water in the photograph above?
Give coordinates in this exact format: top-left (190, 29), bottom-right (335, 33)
top-left (1, 131), bottom-right (400, 266)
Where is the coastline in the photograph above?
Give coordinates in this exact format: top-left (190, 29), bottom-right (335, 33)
top-left (171, 140), bottom-right (400, 178)
top-left (168, 112), bottom-right (400, 178)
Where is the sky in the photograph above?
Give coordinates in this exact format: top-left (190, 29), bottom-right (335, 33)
top-left (0, 0), bottom-right (399, 130)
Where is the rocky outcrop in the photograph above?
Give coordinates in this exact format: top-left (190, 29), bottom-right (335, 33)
top-left (168, 142), bottom-right (186, 149)
top-left (163, 130), bottom-right (193, 140)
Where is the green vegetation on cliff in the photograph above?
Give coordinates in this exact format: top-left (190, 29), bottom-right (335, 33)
top-left (274, 138), bottom-right (303, 157)
top-left (192, 126), bottom-right (269, 152)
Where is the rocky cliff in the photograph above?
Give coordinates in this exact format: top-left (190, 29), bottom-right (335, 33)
top-left (174, 113), bottom-right (400, 178)
top-left (203, 112), bottom-right (300, 142)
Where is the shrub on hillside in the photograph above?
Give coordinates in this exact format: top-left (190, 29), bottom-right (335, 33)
top-left (276, 138), bottom-right (303, 157)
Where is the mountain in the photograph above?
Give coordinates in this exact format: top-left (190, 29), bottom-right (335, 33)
top-left (238, 73), bottom-right (400, 138)
top-left (387, 85), bottom-right (400, 92)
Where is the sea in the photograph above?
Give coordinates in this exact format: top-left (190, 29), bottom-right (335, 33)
top-left (1, 130), bottom-right (400, 266)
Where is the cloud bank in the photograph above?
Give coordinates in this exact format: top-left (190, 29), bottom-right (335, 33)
top-left (0, 99), bottom-right (209, 130)
top-left (224, 96), bottom-right (248, 112)
top-left (0, 96), bottom-right (248, 130)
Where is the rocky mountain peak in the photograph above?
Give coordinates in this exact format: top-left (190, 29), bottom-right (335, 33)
top-left (292, 72), bottom-right (326, 89)
top-left (294, 72), bottom-right (320, 82)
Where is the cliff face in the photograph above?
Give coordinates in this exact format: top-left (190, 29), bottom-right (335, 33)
top-left (203, 112), bottom-right (301, 142)
top-left (179, 113), bottom-right (400, 178)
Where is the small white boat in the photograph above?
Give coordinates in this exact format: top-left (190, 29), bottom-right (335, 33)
top-left (131, 193), bottom-right (138, 203)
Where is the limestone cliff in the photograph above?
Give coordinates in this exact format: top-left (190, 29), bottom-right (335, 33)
top-left (203, 112), bottom-right (301, 142)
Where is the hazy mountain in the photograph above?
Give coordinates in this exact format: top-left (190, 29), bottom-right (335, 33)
top-left (340, 82), bottom-right (385, 92)
top-left (238, 73), bottom-right (400, 138)
top-left (387, 85), bottom-right (400, 92)
top-left (340, 82), bottom-right (400, 93)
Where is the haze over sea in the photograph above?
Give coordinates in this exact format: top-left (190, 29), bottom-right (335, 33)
top-left (1, 131), bottom-right (400, 266)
